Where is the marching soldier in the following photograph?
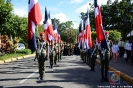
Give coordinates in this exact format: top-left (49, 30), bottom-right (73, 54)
top-left (100, 31), bottom-right (112, 82)
top-left (37, 32), bottom-right (49, 80)
top-left (57, 42), bottom-right (60, 61)
top-left (49, 40), bottom-right (55, 68)
top-left (54, 40), bottom-right (58, 65)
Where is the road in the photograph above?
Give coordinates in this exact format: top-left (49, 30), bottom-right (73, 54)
top-left (0, 55), bottom-right (132, 88)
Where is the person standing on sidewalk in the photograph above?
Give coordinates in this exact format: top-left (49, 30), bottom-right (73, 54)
top-left (100, 31), bottom-right (112, 82)
top-left (125, 40), bottom-right (132, 63)
top-left (118, 39), bottom-right (124, 57)
top-left (112, 41), bottom-right (119, 62)
top-left (37, 32), bottom-right (49, 80)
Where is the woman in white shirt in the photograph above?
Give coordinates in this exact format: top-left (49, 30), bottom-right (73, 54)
top-left (112, 41), bottom-right (119, 62)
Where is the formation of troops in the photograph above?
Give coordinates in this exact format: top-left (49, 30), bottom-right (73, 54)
top-left (79, 31), bottom-right (112, 82)
top-left (35, 31), bottom-right (112, 82)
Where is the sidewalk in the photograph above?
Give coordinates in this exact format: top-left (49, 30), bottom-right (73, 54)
top-left (96, 56), bottom-right (133, 85)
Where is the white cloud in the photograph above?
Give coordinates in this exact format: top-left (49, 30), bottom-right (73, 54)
top-left (70, 0), bottom-right (84, 4)
top-left (76, 2), bottom-right (92, 13)
top-left (53, 12), bottom-right (67, 23)
top-left (13, 7), bottom-right (27, 17)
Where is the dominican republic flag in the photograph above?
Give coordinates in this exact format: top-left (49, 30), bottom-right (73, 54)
top-left (57, 27), bottom-right (61, 43)
top-left (78, 21), bottom-right (82, 43)
top-left (84, 10), bottom-right (92, 49)
top-left (94, 0), bottom-right (109, 50)
top-left (44, 7), bottom-right (54, 41)
top-left (28, 0), bottom-right (42, 53)
top-left (78, 21), bottom-right (83, 49)
top-left (53, 19), bottom-right (58, 41)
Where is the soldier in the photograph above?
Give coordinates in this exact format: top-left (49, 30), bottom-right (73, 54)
top-left (90, 42), bottom-right (98, 71)
top-left (49, 40), bottom-right (55, 68)
top-left (37, 32), bottom-right (49, 80)
top-left (100, 31), bottom-right (112, 82)
top-left (54, 40), bottom-right (58, 65)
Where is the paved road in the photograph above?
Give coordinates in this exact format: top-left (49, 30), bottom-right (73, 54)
top-left (0, 55), bottom-right (132, 88)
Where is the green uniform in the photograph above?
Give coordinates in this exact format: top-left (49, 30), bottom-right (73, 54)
top-left (54, 43), bottom-right (58, 65)
top-left (37, 39), bottom-right (48, 80)
top-left (100, 40), bottom-right (112, 82)
top-left (49, 44), bottom-right (55, 68)
top-left (90, 45), bottom-right (98, 71)
top-left (57, 43), bottom-right (60, 62)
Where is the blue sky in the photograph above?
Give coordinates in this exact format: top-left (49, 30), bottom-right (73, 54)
top-left (11, 0), bottom-right (116, 29)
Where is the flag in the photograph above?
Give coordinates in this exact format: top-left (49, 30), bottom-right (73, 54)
top-left (57, 27), bottom-right (61, 43)
top-left (78, 21), bottom-right (82, 43)
top-left (44, 7), bottom-right (54, 41)
top-left (78, 21), bottom-right (83, 49)
top-left (28, 0), bottom-right (42, 53)
top-left (84, 10), bottom-right (92, 49)
top-left (53, 19), bottom-right (58, 40)
top-left (94, 0), bottom-right (109, 50)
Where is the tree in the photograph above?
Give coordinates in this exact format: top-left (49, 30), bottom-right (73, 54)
top-left (0, 0), bottom-right (13, 34)
top-left (60, 29), bottom-right (76, 43)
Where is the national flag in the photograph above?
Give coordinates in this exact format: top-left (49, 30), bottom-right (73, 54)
top-left (84, 9), bottom-right (92, 49)
top-left (53, 19), bottom-right (58, 40)
top-left (28, 0), bottom-right (42, 53)
top-left (94, 0), bottom-right (109, 50)
top-left (78, 21), bottom-right (83, 49)
top-left (44, 7), bottom-right (54, 41)
top-left (57, 27), bottom-right (61, 43)
top-left (78, 21), bottom-right (82, 43)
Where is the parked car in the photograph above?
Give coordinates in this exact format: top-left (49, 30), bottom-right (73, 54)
top-left (17, 43), bottom-right (25, 50)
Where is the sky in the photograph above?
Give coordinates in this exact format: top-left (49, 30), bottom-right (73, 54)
top-left (11, 0), bottom-right (117, 29)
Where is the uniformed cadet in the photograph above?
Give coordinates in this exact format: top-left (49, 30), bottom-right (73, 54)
top-left (49, 40), bottom-right (55, 68)
top-left (54, 40), bottom-right (58, 65)
top-left (60, 41), bottom-right (64, 60)
top-left (100, 31), bottom-right (112, 82)
top-left (90, 42), bottom-right (98, 71)
top-left (57, 42), bottom-right (61, 61)
top-left (37, 32), bottom-right (48, 80)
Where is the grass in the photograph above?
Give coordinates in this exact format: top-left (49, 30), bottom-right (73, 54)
top-left (0, 53), bottom-right (27, 60)
top-left (0, 49), bottom-right (32, 60)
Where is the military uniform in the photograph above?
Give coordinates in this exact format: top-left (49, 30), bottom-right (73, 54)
top-left (90, 43), bottom-right (98, 71)
top-left (100, 31), bottom-right (112, 82)
top-left (54, 43), bottom-right (58, 65)
top-left (49, 41), bottom-right (55, 68)
top-left (36, 32), bottom-right (48, 80)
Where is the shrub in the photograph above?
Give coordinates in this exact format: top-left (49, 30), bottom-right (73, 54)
top-left (16, 49), bottom-right (31, 54)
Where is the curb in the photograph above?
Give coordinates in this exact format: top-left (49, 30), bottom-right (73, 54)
top-left (0, 54), bottom-right (35, 64)
top-left (96, 59), bottom-right (133, 85)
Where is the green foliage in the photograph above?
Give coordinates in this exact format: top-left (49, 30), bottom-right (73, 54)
top-left (109, 30), bottom-right (121, 42)
top-left (61, 29), bottom-right (76, 43)
top-left (16, 49), bottom-right (31, 54)
top-left (91, 30), bottom-right (121, 42)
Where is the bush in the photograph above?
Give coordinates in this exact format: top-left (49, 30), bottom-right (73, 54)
top-left (91, 30), bottom-right (121, 42)
top-left (16, 49), bottom-right (31, 54)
